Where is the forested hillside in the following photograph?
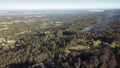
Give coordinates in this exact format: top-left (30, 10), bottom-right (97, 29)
top-left (0, 9), bottom-right (120, 68)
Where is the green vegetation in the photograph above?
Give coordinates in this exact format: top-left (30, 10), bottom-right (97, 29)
top-left (0, 9), bottom-right (120, 68)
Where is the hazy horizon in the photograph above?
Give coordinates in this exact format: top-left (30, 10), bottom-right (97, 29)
top-left (0, 0), bottom-right (120, 10)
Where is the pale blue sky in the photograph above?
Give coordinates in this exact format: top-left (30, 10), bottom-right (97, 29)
top-left (0, 0), bottom-right (120, 9)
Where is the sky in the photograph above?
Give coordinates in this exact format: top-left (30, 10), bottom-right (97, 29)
top-left (0, 0), bottom-right (120, 10)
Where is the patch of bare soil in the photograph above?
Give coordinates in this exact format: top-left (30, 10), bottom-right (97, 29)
top-left (65, 45), bottom-right (90, 53)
